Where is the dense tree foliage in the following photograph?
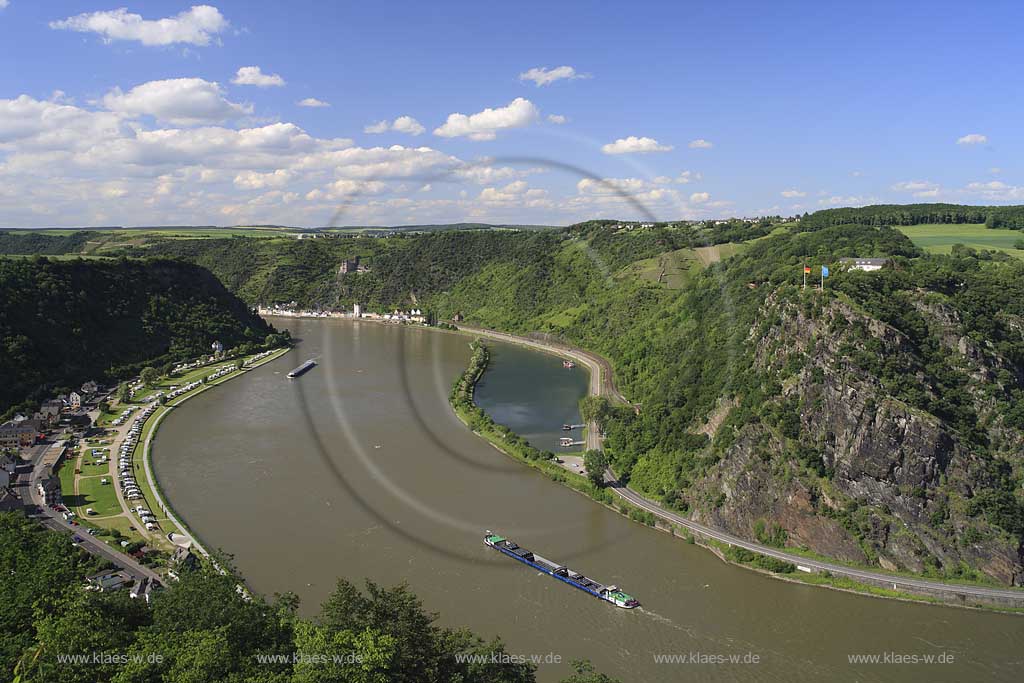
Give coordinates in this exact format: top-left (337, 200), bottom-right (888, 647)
top-left (0, 231), bottom-right (94, 255)
top-left (2, 512), bottom-right (616, 682)
top-left (799, 203), bottom-right (1024, 230)
top-left (0, 257), bottom-right (275, 417)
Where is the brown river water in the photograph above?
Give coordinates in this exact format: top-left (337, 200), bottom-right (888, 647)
top-left (152, 318), bottom-right (1024, 682)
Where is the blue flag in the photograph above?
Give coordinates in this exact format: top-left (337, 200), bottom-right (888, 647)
top-left (822, 265), bottom-right (830, 278)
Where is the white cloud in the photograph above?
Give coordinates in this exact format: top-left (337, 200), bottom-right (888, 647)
top-left (234, 169), bottom-right (292, 190)
top-left (518, 65), bottom-right (589, 86)
top-left (990, 167), bottom-right (1002, 175)
top-left (688, 139), bottom-right (713, 149)
top-left (675, 170), bottom-right (701, 184)
top-left (297, 98), bottom-right (330, 108)
top-left (818, 195), bottom-right (875, 207)
top-left (50, 5), bottom-right (228, 47)
top-left (364, 116), bottom-right (425, 136)
top-left (690, 191), bottom-right (710, 204)
top-left (547, 114), bottom-right (567, 124)
top-left (392, 116), bottom-right (425, 136)
top-left (232, 66), bottom-right (285, 88)
top-left (957, 133), bottom-right (988, 146)
top-left (892, 180), bottom-right (941, 198)
top-left (601, 136), bottom-right (673, 155)
top-left (780, 189), bottom-right (806, 198)
top-left (577, 177), bottom-right (648, 195)
top-left (964, 180), bottom-right (1024, 201)
top-left (434, 98), bottom-right (539, 141)
top-left (102, 78), bottom-right (251, 125)
top-left (0, 2), bottom-right (9, 10)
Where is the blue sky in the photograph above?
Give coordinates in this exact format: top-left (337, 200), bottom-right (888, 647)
top-left (0, 0), bottom-right (1021, 227)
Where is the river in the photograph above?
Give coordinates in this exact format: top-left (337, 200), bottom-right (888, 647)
top-left (152, 318), bottom-right (1024, 682)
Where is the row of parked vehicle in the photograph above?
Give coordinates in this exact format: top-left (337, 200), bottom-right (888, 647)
top-left (118, 405), bottom-right (158, 530)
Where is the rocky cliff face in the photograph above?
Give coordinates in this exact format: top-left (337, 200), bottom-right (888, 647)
top-left (691, 292), bottom-right (1024, 585)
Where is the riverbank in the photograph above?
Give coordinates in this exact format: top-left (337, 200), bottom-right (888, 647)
top-left (451, 325), bottom-right (1024, 613)
top-left (140, 345), bottom-right (292, 559)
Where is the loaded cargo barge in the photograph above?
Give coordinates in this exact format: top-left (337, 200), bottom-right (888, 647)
top-left (287, 359), bottom-right (317, 378)
top-left (484, 531), bottom-right (639, 608)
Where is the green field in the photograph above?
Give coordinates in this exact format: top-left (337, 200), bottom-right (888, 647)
top-left (897, 223), bottom-right (1024, 257)
top-left (74, 475), bottom-right (121, 518)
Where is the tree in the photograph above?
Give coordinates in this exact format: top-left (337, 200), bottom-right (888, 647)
top-left (583, 450), bottom-right (609, 488)
top-left (139, 366), bottom-right (159, 387)
top-left (559, 659), bottom-right (621, 683)
top-left (117, 382), bottom-right (131, 404)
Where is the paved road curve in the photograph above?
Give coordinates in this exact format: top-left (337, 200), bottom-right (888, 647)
top-left (457, 324), bottom-right (1024, 608)
top-left (26, 442), bottom-right (161, 583)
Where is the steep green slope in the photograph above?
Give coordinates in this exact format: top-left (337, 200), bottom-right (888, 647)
top-left (0, 257), bottom-right (279, 417)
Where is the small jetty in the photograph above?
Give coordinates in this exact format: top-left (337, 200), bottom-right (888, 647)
top-left (287, 359), bottom-right (317, 378)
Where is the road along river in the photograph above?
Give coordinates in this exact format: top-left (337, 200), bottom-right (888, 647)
top-left (152, 318), bottom-right (1024, 682)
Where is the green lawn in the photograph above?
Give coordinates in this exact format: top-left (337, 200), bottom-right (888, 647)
top-left (74, 475), bottom-right (121, 518)
top-left (897, 223), bottom-right (1024, 257)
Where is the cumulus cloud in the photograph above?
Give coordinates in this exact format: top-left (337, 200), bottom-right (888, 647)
top-left (689, 191), bottom-right (710, 204)
top-left (102, 78), bottom-right (251, 125)
top-left (577, 177), bottom-right (648, 196)
top-left (818, 195), bottom-right (875, 207)
top-left (234, 169), bottom-right (293, 190)
top-left (957, 133), bottom-right (988, 145)
top-left (364, 116), bottom-right (425, 136)
top-left (434, 98), bottom-right (539, 141)
top-left (0, 2), bottom-right (9, 10)
top-left (232, 66), bottom-right (285, 88)
top-left (297, 98), bottom-right (330, 108)
top-left (964, 180), bottom-right (1024, 201)
top-left (892, 180), bottom-right (940, 198)
top-left (780, 189), bottom-right (806, 198)
top-left (547, 114), bottom-right (567, 124)
top-left (601, 136), bottom-right (673, 155)
top-left (50, 5), bottom-right (228, 46)
top-left (675, 170), bottom-right (701, 184)
top-left (518, 65), bottom-right (589, 86)
top-left (688, 139), bottom-right (713, 149)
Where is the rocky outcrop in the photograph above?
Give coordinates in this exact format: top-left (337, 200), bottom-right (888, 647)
top-left (692, 292), bottom-right (1024, 585)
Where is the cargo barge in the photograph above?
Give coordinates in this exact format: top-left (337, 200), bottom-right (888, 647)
top-left (484, 531), bottom-right (639, 608)
top-left (287, 359), bottom-right (317, 378)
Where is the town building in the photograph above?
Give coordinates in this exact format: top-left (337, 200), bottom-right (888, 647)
top-left (0, 419), bottom-right (36, 450)
top-left (81, 380), bottom-right (99, 396)
top-left (68, 392), bottom-right (82, 409)
top-left (353, 303), bottom-right (362, 317)
top-left (0, 487), bottom-right (21, 512)
top-left (36, 465), bottom-right (62, 505)
top-left (839, 257), bottom-right (890, 272)
top-left (86, 570), bottom-right (132, 592)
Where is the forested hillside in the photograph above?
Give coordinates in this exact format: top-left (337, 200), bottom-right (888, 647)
top-left (0, 257), bottom-right (279, 417)
top-left (800, 203), bottom-right (1024, 229)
